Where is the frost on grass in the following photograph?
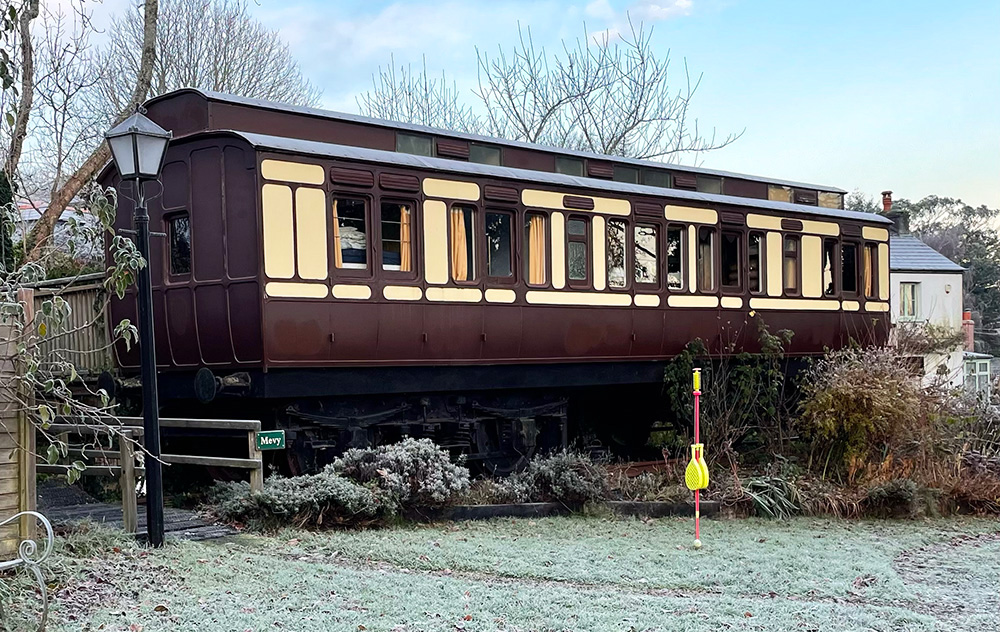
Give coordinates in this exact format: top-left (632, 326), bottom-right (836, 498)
top-left (44, 516), bottom-right (1000, 632)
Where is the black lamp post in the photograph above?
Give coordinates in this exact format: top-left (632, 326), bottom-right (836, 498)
top-left (105, 111), bottom-right (172, 547)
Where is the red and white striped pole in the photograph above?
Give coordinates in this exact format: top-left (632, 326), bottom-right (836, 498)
top-left (693, 368), bottom-right (702, 549)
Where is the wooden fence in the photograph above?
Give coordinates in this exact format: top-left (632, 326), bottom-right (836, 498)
top-left (1, 289), bottom-right (37, 557)
top-left (26, 272), bottom-right (110, 376)
top-left (38, 417), bottom-right (263, 533)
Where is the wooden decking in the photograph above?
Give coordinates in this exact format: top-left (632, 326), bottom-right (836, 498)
top-left (37, 481), bottom-right (236, 541)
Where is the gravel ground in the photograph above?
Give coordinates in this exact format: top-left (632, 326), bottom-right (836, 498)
top-left (19, 515), bottom-right (1000, 631)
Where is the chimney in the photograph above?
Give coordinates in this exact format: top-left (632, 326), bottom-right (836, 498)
top-left (963, 310), bottom-right (975, 352)
top-left (881, 190), bottom-right (910, 235)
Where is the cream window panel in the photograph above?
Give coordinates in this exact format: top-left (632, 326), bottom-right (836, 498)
top-left (295, 188), bottom-right (328, 280)
top-left (878, 243), bottom-right (890, 300)
top-left (551, 212), bottom-right (566, 289)
top-left (262, 184), bottom-right (295, 279)
top-left (592, 215), bottom-right (607, 291)
top-left (261, 160), bottom-right (324, 185)
top-left (801, 236), bottom-right (823, 298)
top-left (665, 205), bottom-right (717, 225)
top-left (766, 232), bottom-right (783, 297)
top-left (687, 226), bottom-right (697, 293)
top-left (423, 200), bottom-right (449, 284)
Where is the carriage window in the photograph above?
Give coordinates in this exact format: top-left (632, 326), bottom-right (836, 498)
top-left (470, 144), bottom-right (502, 166)
top-left (524, 212), bottom-right (547, 286)
top-left (842, 243), bottom-right (858, 295)
top-left (748, 232), bottom-right (763, 294)
top-left (635, 224), bottom-right (658, 285)
top-left (168, 214), bottom-right (191, 275)
top-left (613, 165), bottom-right (639, 184)
top-left (721, 231), bottom-right (740, 289)
top-left (697, 227), bottom-right (716, 292)
top-left (863, 243), bottom-right (877, 299)
top-left (397, 133), bottom-right (432, 156)
top-left (783, 236), bottom-right (800, 294)
top-left (332, 197), bottom-right (368, 269)
top-left (607, 219), bottom-right (627, 288)
top-left (485, 211), bottom-right (513, 277)
top-left (567, 217), bottom-right (589, 284)
top-left (555, 156), bottom-right (584, 177)
top-left (381, 202), bottom-right (413, 272)
top-left (450, 204), bottom-right (476, 282)
top-left (643, 170), bottom-right (671, 188)
top-left (666, 225), bottom-right (685, 290)
top-left (696, 176), bottom-right (722, 195)
top-left (823, 239), bottom-right (837, 296)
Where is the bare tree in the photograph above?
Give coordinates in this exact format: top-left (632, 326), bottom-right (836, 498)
top-left (359, 19), bottom-right (742, 162)
top-left (5, 0), bottom-right (38, 177)
top-left (24, 0), bottom-right (159, 263)
top-left (93, 0), bottom-right (321, 123)
top-left (358, 56), bottom-right (483, 134)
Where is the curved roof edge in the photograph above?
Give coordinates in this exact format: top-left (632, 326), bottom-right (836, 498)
top-left (145, 87), bottom-right (849, 195)
top-left (224, 129), bottom-right (888, 225)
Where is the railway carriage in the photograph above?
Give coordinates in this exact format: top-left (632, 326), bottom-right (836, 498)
top-left (100, 89), bottom-right (892, 471)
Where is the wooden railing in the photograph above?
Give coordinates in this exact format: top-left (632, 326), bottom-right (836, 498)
top-left (39, 417), bottom-right (263, 534)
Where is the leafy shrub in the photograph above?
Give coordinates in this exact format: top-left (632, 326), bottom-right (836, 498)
top-left (742, 476), bottom-right (801, 519)
top-left (503, 452), bottom-right (611, 507)
top-left (861, 478), bottom-right (918, 518)
top-left (210, 469), bottom-right (390, 530)
top-left (334, 438), bottom-right (470, 509)
top-left (798, 346), bottom-right (939, 476)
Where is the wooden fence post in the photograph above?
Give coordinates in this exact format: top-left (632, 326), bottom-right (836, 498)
top-left (119, 430), bottom-right (137, 534)
top-left (248, 428), bottom-right (263, 493)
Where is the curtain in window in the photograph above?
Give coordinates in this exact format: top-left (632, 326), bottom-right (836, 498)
top-left (399, 204), bottom-right (412, 272)
top-left (450, 207), bottom-right (468, 281)
top-left (332, 199), bottom-right (344, 268)
top-left (863, 246), bottom-right (873, 297)
top-left (528, 214), bottom-right (546, 285)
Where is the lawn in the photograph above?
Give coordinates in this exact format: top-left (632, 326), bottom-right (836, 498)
top-left (31, 515), bottom-right (1000, 631)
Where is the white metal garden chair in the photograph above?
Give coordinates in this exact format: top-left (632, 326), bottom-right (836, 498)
top-left (0, 511), bottom-right (54, 631)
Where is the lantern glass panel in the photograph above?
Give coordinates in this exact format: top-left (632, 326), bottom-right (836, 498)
top-left (137, 135), bottom-right (169, 178)
top-left (109, 134), bottom-right (137, 179)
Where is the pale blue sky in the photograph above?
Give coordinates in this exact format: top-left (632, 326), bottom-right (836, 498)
top-left (96, 0), bottom-right (1000, 207)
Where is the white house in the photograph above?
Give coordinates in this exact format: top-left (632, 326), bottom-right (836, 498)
top-left (886, 211), bottom-right (967, 387)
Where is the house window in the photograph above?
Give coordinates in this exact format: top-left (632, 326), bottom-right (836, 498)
top-left (381, 202), bottom-right (413, 272)
top-left (863, 243), bottom-right (878, 299)
top-left (696, 176), bottom-right (722, 194)
top-left (168, 214), bottom-right (191, 275)
top-left (842, 243), bottom-right (858, 295)
top-left (783, 236), bottom-right (800, 294)
top-left (666, 225), bottom-right (685, 290)
top-left (721, 231), bottom-right (740, 289)
top-left (396, 133), bottom-right (432, 156)
top-left (470, 144), bottom-right (502, 165)
top-left (607, 219), bottom-right (627, 289)
top-left (555, 156), bottom-right (584, 176)
top-left (900, 282), bottom-right (919, 320)
top-left (332, 197), bottom-right (368, 269)
top-left (634, 224), bottom-right (658, 286)
top-left (524, 212), bottom-right (547, 286)
top-left (643, 170), bottom-right (671, 188)
top-left (823, 239), bottom-right (838, 296)
top-left (966, 360), bottom-right (993, 399)
top-left (567, 217), bottom-right (589, 284)
top-left (613, 165), bottom-right (639, 184)
top-left (697, 227), bottom-right (716, 292)
top-left (450, 204), bottom-right (476, 282)
top-left (748, 232), bottom-right (764, 294)
top-left (485, 211), bottom-right (513, 277)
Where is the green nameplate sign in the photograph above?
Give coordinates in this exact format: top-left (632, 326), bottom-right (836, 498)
top-left (255, 430), bottom-right (286, 451)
